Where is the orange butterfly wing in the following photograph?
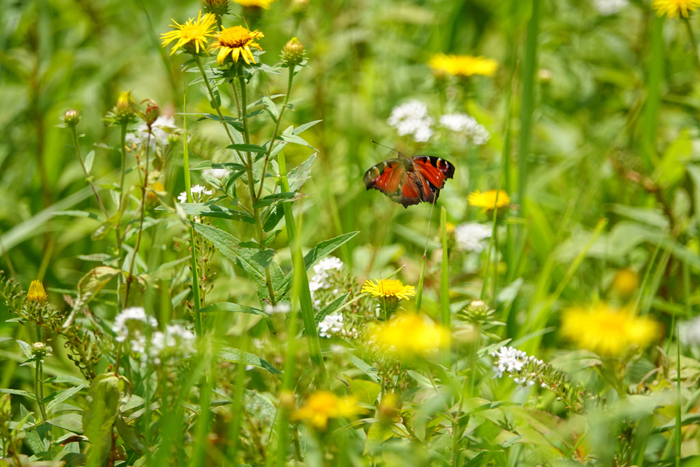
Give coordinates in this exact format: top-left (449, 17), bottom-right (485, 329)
top-left (411, 156), bottom-right (455, 189)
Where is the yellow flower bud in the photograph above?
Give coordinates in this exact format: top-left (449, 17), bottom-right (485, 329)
top-left (27, 280), bottom-right (48, 303)
top-left (281, 37), bottom-right (305, 67)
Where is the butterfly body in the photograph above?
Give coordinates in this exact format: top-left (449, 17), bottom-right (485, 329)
top-left (363, 155), bottom-right (455, 208)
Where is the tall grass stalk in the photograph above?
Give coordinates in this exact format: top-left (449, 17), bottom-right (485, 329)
top-left (440, 206), bottom-right (450, 367)
top-left (642, 15), bottom-right (664, 172)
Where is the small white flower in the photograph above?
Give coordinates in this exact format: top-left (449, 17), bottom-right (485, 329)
top-left (178, 184), bottom-right (213, 204)
top-left (149, 324), bottom-right (196, 365)
top-left (455, 223), bottom-right (492, 253)
top-left (388, 100), bottom-right (435, 143)
top-left (308, 256), bottom-right (344, 302)
top-left (439, 113), bottom-right (490, 145)
top-left (203, 168), bottom-right (231, 180)
top-left (593, 0), bottom-right (628, 16)
top-left (126, 116), bottom-right (178, 150)
top-left (112, 307), bottom-right (157, 343)
top-left (318, 312), bottom-right (344, 338)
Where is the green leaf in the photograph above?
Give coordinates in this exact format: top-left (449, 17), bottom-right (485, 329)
top-left (314, 293), bottom-right (350, 325)
top-left (189, 161), bottom-right (246, 172)
top-left (279, 133), bottom-right (315, 149)
top-left (83, 374), bottom-right (125, 467)
top-left (44, 384), bottom-right (88, 412)
top-left (47, 413), bottom-right (83, 433)
top-left (51, 210), bottom-right (101, 221)
top-left (226, 143), bottom-right (267, 153)
top-left (292, 120), bottom-right (322, 135)
top-left (84, 150), bottom-right (95, 175)
top-left (63, 267), bottom-right (120, 329)
top-left (91, 212), bottom-right (121, 241)
top-left (0, 388), bottom-right (36, 400)
top-left (349, 354), bottom-right (380, 383)
top-left (176, 203), bottom-right (255, 224)
top-left (348, 378), bottom-right (381, 405)
top-left (364, 422), bottom-right (396, 455)
top-left (262, 96), bottom-right (279, 121)
top-left (253, 192), bottom-right (296, 208)
top-left (218, 347), bottom-right (282, 376)
top-left (115, 417), bottom-right (147, 455)
top-left (288, 154), bottom-right (317, 192)
top-left (197, 302), bottom-right (270, 320)
top-left (244, 390), bottom-right (276, 425)
top-left (262, 205), bottom-right (284, 232)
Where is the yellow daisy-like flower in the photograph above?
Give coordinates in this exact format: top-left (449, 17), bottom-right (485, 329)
top-left (161, 12), bottom-right (217, 56)
top-left (429, 54), bottom-right (498, 78)
top-left (467, 189), bottom-right (510, 211)
top-left (362, 279), bottom-right (416, 301)
top-left (292, 391), bottom-right (362, 429)
top-left (211, 26), bottom-right (264, 65)
top-left (653, 0), bottom-right (700, 17)
top-left (234, 0), bottom-right (276, 9)
top-left (561, 303), bottom-right (660, 357)
top-left (27, 280), bottom-right (48, 303)
top-left (367, 313), bottom-right (451, 359)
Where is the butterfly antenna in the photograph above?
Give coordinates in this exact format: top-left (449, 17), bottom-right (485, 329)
top-left (370, 140), bottom-right (401, 154)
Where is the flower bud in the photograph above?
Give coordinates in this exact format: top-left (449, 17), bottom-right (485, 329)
top-left (203, 0), bottom-right (231, 16)
top-left (31, 341), bottom-right (48, 358)
top-left (63, 109), bottom-right (81, 128)
top-left (281, 37), bottom-right (305, 67)
top-left (27, 280), bottom-right (48, 303)
top-left (116, 91), bottom-right (136, 117)
top-left (144, 102), bottom-right (160, 127)
top-left (458, 299), bottom-right (493, 324)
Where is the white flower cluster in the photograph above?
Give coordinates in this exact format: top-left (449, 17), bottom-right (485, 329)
top-left (683, 316), bottom-right (700, 346)
top-left (203, 168), bottom-right (231, 181)
top-left (150, 324), bottom-right (196, 365)
top-left (387, 100), bottom-right (435, 143)
top-left (309, 257), bottom-right (344, 303)
top-left (319, 312), bottom-right (342, 338)
top-left (455, 223), bottom-right (492, 253)
top-left (593, 0), bottom-right (628, 16)
top-left (112, 307), bottom-right (195, 365)
top-left (439, 113), bottom-right (490, 145)
top-left (178, 184), bottom-right (213, 203)
top-left (492, 346), bottom-right (543, 387)
top-left (126, 116), bottom-right (178, 150)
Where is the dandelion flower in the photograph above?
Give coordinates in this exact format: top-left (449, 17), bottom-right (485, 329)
top-left (211, 26), bottom-right (264, 65)
top-left (293, 391), bottom-right (362, 429)
top-left (362, 279), bottom-right (416, 301)
top-left (161, 12), bottom-right (217, 56)
top-left (468, 190), bottom-right (510, 211)
top-left (561, 303), bottom-right (660, 356)
top-left (27, 281), bottom-right (47, 303)
top-left (429, 54), bottom-right (498, 78)
top-left (367, 313), bottom-right (450, 359)
top-left (653, 0), bottom-right (700, 17)
top-left (234, 0), bottom-right (276, 9)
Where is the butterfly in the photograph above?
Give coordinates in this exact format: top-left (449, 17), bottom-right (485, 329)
top-left (363, 154), bottom-right (455, 208)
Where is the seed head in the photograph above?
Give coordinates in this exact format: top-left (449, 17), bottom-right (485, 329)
top-left (281, 37), bottom-right (305, 67)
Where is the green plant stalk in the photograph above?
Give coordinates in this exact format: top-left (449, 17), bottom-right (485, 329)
top-left (227, 341), bottom-right (248, 464)
top-left (191, 378), bottom-right (212, 467)
top-left (257, 65), bottom-right (295, 200)
top-left (34, 358), bottom-right (47, 422)
top-left (642, 15), bottom-right (664, 172)
top-left (683, 17), bottom-right (700, 73)
top-left (676, 328), bottom-right (681, 467)
top-left (278, 151), bottom-right (325, 373)
top-left (70, 127), bottom-right (108, 218)
top-left (238, 72), bottom-right (277, 305)
top-left (183, 90), bottom-right (203, 336)
top-left (194, 56), bottom-right (236, 145)
top-left (440, 207), bottom-right (450, 367)
top-left (415, 200), bottom-right (437, 311)
top-left (516, 0), bottom-right (540, 218)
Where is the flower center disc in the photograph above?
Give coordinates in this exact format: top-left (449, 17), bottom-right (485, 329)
top-left (218, 26), bottom-right (252, 48)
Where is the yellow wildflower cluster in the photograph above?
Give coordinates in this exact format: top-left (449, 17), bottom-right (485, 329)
top-left (362, 278), bottom-right (415, 301)
top-left (161, 12), bottom-right (217, 55)
top-left (467, 190), bottom-right (510, 211)
top-left (561, 303), bottom-right (660, 357)
top-left (429, 54), bottom-right (498, 78)
top-left (292, 391), bottom-right (362, 429)
top-left (211, 26), bottom-right (264, 65)
top-left (368, 313), bottom-right (450, 359)
top-left (652, 0), bottom-right (700, 18)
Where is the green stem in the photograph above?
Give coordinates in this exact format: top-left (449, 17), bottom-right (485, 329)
top-left (257, 65), bottom-right (295, 199)
top-left (440, 206), bottom-right (450, 367)
top-left (70, 127), bottom-right (109, 218)
top-left (183, 88), bottom-right (203, 336)
top-left (278, 151), bottom-right (325, 375)
top-left (238, 72), bottom-right (277, 305)
top-left (35, 358), bottom-right (47, 422)
top-left (194, 56), bottom-right (236, 145)
top-left (415, 200), bottom-right (437, 311)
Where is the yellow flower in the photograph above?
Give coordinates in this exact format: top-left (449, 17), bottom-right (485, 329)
top-left (233, 0), bottom-right (275, 9)
top-left (467, 190), bottom-right (510, 211)
top-left (561, 303), bottom-right (660, 357)
top-left (653, 0), bottom-right (700, 17)
top-left (612, 268), bottom-right (639, 297)
top-left (211, 26), bottom-right (264, 65)
top-left (161, 12), bottom-right (217, 56)
top-left (362, 279), bottom-right (415, 301)
top-left (429, 54), bottom-right (498, 78)
top-left (368, 313), bottom-right (450, 359)
top-left (27, 280), bottom-right (48, 303)
top-left (292, 391), bottom-right (362, 429)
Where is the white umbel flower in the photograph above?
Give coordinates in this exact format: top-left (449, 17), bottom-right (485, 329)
top-left (439, 113), bottom-right (490, 145)
top-left (455, 223), bottom-right (492, 253)
top-left (593, 0), bottom-right (628, 16)
top-left (491, 346), bottom-right (542, 384)
top-left (126, 116), bottom-right (178, 150)
top-left (387, 100), bottom-right (435, 143)
top-left (203, 168), bottom-right (231, 180)
top-left (318, 312), bottom-right (344, 338)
